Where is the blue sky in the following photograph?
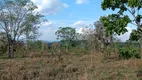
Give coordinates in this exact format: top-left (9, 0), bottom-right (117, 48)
top-left (31, 0), bottom-right (135, 41)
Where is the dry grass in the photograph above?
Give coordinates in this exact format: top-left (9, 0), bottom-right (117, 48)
top-left (0, 52), bottom-right (142, 80)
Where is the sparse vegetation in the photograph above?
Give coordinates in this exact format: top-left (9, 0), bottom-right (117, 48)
top-left (0, 53), bottom-right (142, 80)
top-left (0, 0), bottom-right (142, 80)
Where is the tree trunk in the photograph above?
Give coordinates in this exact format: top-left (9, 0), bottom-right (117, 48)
top-left (65, 43), bottom-right (68, 52)
top-left (6, 33), bottom-right (11, 58)
top-left (7, 41), bottom-right (11, 58)
top-left (140, 41), bottom-right (142, 59)
top-left (11, 42), bottom-right (14, 58)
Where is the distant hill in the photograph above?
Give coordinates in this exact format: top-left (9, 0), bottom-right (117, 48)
top-left (43, 40), bottom-right (60, 43)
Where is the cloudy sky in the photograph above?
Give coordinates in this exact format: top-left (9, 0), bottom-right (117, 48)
top-left (31, 0), bottom-right (136, 41)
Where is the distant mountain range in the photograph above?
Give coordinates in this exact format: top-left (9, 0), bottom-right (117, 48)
top-left (43, 40), bottom-right (60, 43)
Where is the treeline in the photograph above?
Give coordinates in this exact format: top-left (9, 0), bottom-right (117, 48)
top-left (0, 0), bottom-right (142, 61)
top-left (0, 21), bottom-right (141, 60)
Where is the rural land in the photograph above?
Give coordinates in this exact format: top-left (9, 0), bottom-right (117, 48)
top-left (0, 0), bottom-right (142, 80)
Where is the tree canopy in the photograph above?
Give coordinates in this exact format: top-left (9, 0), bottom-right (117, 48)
top-left (0, 0), bottom-right (44, 58)
top-left (55, 27), bottom-right (76, 42)
top-left (101, 0), bottom-right (142, 39)
top-left (55, 27), bottom-right (76, 52)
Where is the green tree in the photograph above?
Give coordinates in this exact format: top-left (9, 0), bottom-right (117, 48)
top-left (129, 29), bottom-right (141, 41)
top-left (101, 0), bottom-right (142, 57)
top-left (0, 0), bottom-right (43, 58)
top-left (100, 0), bottom-right (142, 35)
top-left (55, 27), bottom-right (76, 52)
top-left (0, 32), bottom-right (7, 55)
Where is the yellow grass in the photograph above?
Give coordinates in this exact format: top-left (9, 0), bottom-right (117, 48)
top-left (0, 53), bottom-right (142, 80)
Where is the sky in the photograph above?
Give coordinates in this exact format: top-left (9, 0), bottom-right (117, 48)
top-left (31, 0), bottom-right (136, 41)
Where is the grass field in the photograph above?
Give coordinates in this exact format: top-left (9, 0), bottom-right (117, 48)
top-left (0, 52), bottom-right (142, 80)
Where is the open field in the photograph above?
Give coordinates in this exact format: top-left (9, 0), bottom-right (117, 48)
top-left (0, 53), bottom-right (142, 80)
top-left (1, 0), bottom-right (142, 80)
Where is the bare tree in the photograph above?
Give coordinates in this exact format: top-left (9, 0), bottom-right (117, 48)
top-left (94, 21), bottom-right (113, 52)
top-left (81, 21), bottom-right (113, 53)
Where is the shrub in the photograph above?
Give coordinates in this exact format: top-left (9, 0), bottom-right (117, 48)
top-left (118, 47), bottom-right (141, 59)
top-left (27, 40), bottom-right (43, 52)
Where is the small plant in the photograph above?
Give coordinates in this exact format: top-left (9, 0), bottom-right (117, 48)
top-left (118, 47), bottom-right (141, 59)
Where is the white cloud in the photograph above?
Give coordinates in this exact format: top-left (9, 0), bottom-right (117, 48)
top-left (39, 21), bottom-right (54, 31)
top-left (78, 27), bottom-right (92, 33)
top-left (73, 21), bottom-right (87, 27)
top-left (72, 21), bottom-right (88, 33)
top-left (78, 28), bottom-right (83, 33)
top-left (39, 29), bottom-right (57, 41)
top-left (76, 0), bottom-right (89, 4)
top-left (39, 21), bottom-right (57, 41)
top-left (63, 3), bottom-right (69, 8)
top-left (72, 20), bottom-right (94, 34)
top-left (38, 20), bottom-right (134, 42)
top-left (31, 0), bottom-right (69, 15)
top-left (41, 21), bottom-right (53, 27)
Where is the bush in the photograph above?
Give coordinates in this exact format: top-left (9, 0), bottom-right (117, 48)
top-left (27, 40), bottom-right (43, 52)
top-left (118, 48), bottom-right (141, 59)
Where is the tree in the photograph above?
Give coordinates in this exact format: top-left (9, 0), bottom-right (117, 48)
top-left (55, 27), bottom-right (76, 52)
top-left (101, 0), bottom-right (142, 57)
top-left (100, 0), bottom-right (142, 35)
top-left (94, 21), bottom-right (113, 52)
top-left (0, 0), bottom-right (43, 58)
top-left (76, 22), bottom-right (113, 52)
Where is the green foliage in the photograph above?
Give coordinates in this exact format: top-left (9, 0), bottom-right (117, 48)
top-left (28, 40), bottom-right (43, 52)
top-left (101, 0), bottom-right (142, 12)
top-left (118, 47), bottom-right (141, 59)
top-left (129, 30), bottom-right (140, 41)
top-left (128, 0), bottom-right (142, 8)
top-left (0, 45), bottom-right (7, 54)
top-left (100, 14), bottom-right (131, 36)
top-left (15, 47), bottom-right (27, 58)
top-left (0, 0), bottom-right (44, 58)
top-left (101, 0), bottom-right (128, 13)
top-left (55, 27), bottom-right (76, 51)
top-left (0, 32), bottom-right (7, 55)
top-left (129, 29), bottom-right (142, 41)
top-left (101, 0), bottom-right (142, 39)
top-left (55, 27), bottom-right (76, 41)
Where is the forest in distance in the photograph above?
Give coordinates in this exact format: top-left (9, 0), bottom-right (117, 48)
top-left (0, 0), bottom-right (142, 80)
